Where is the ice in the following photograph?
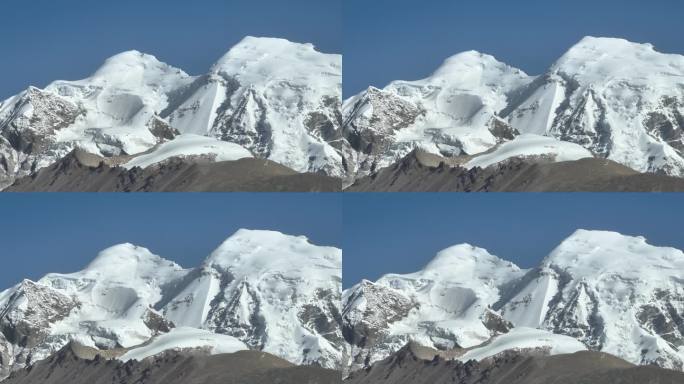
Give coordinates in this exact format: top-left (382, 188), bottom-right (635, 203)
top-left (459, 327), bottom-right (586, 361)
top-left (465, 134), bottom-right (593, 169)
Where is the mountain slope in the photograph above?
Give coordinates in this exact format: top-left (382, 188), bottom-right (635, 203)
top-left (345, 346), bottom-right (684, 384)
top-left (0, 344), bottom-right (340, 384)
top-left (5, 148), bottom-right (341, 192)
top-left (0, 230), bottom-right (342, 380)
top-left (346, 149), bottom-right (684, 192)
top-left (343, 36), bottom-right (684, 184)
top-left (0, 36), bottom-right (342, 189)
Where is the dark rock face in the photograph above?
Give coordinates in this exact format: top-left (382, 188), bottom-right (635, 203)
top-left (342, 281), bottom-right (417, 370)
top-left (0, 88), bottom-right (83, 186)
top-left (0, 88), bottom-right (82, 154)
top-left (214, 85), bottom-right (274, 160)
top-left (0, 346), bottom-right (341, 384)
top-left (0, 280), bottom-right (79, 378)
top-left (0, 281), bottom-right (77, 349)
top-left (5, 151), bottom-right (341, 192)
top-left (343, 87), bottom-right (426, 176)
top-left (342, 281), bottom-right (415, 348)
top-left (487, 117), bottom-right (519, 142)
top-left (549, 86), bottom-right (614, 159)
top-left (147, 116), bottom-right (180, 142)
top-left (482, 310), bottom-right (513, 334)
top-left (637, 289), bottom-right (684, 349)
top-left (344, 346), bottom-right (684, 384)
top-left (206, 280), bottom-right (268, 350)
top-left (644, 97), bottom-right (684, 154)
top-left (298, 288), bottom-right (345, 348)
top-left (347, 151), bottom-right (684, 192)
top-left (142, 311), bottom-right (175, 335)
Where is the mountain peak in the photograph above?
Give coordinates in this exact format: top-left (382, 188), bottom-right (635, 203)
top-left (551, 36), bottom-right (684, 82)
top-left (420, 243), bottom-right (522, 280)
top-left (544, 229), bottom-right (684, 280)
top-left (84, 243), bottom-right (182, 277)
top-left (86, 50), bottom-right (189, 87)
top-left (209, 36), bottom-right (341, 86)
top-left (205, 229), bottom-right (340, 277)
top-left (429, 50), bottom-right (528, 81)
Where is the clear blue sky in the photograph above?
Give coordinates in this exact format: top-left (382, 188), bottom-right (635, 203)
top-left (343, 0), bottom-right (684, 96)
top-left (343, 193), bottom-right (684, 287)
top-left (0, 0), bottom-right (341, 99)
top-left (0, 193), bottom-right (341, 289)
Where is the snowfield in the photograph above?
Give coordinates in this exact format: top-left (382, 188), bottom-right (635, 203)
top-left (119, 327), bottom-right (248, 362)
top-left (458, 327), bottom-right (587, 362)
top-left (123, 134), bottom-right (253, 169)
top-left (464, 134), bottom-right (593, 169)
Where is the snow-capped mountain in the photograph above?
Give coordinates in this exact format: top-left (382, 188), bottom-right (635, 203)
top-left (161, 229), bottom-right (343, 368)
top-left (342, 244), bottom-right (525, 370)
top-left (342, 230), bottom-right (684, 372)
top-left (0, 229), bottom-right (342, 380)
top-left (497, 229), bottom-right (684, 370)
top-left (0, 36), bottom-right (342, 189)
top-left (343, 37), bottom-right (684, 181)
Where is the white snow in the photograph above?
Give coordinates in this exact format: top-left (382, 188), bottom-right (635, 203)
top-left (458, 327), bottom-right (586, 361)
top-left (123, 134), bottom-right (252, 169)
top-left (464, 134), bottom-right (593, 169)
top-left (119, 327), bottom-right (247, 362)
